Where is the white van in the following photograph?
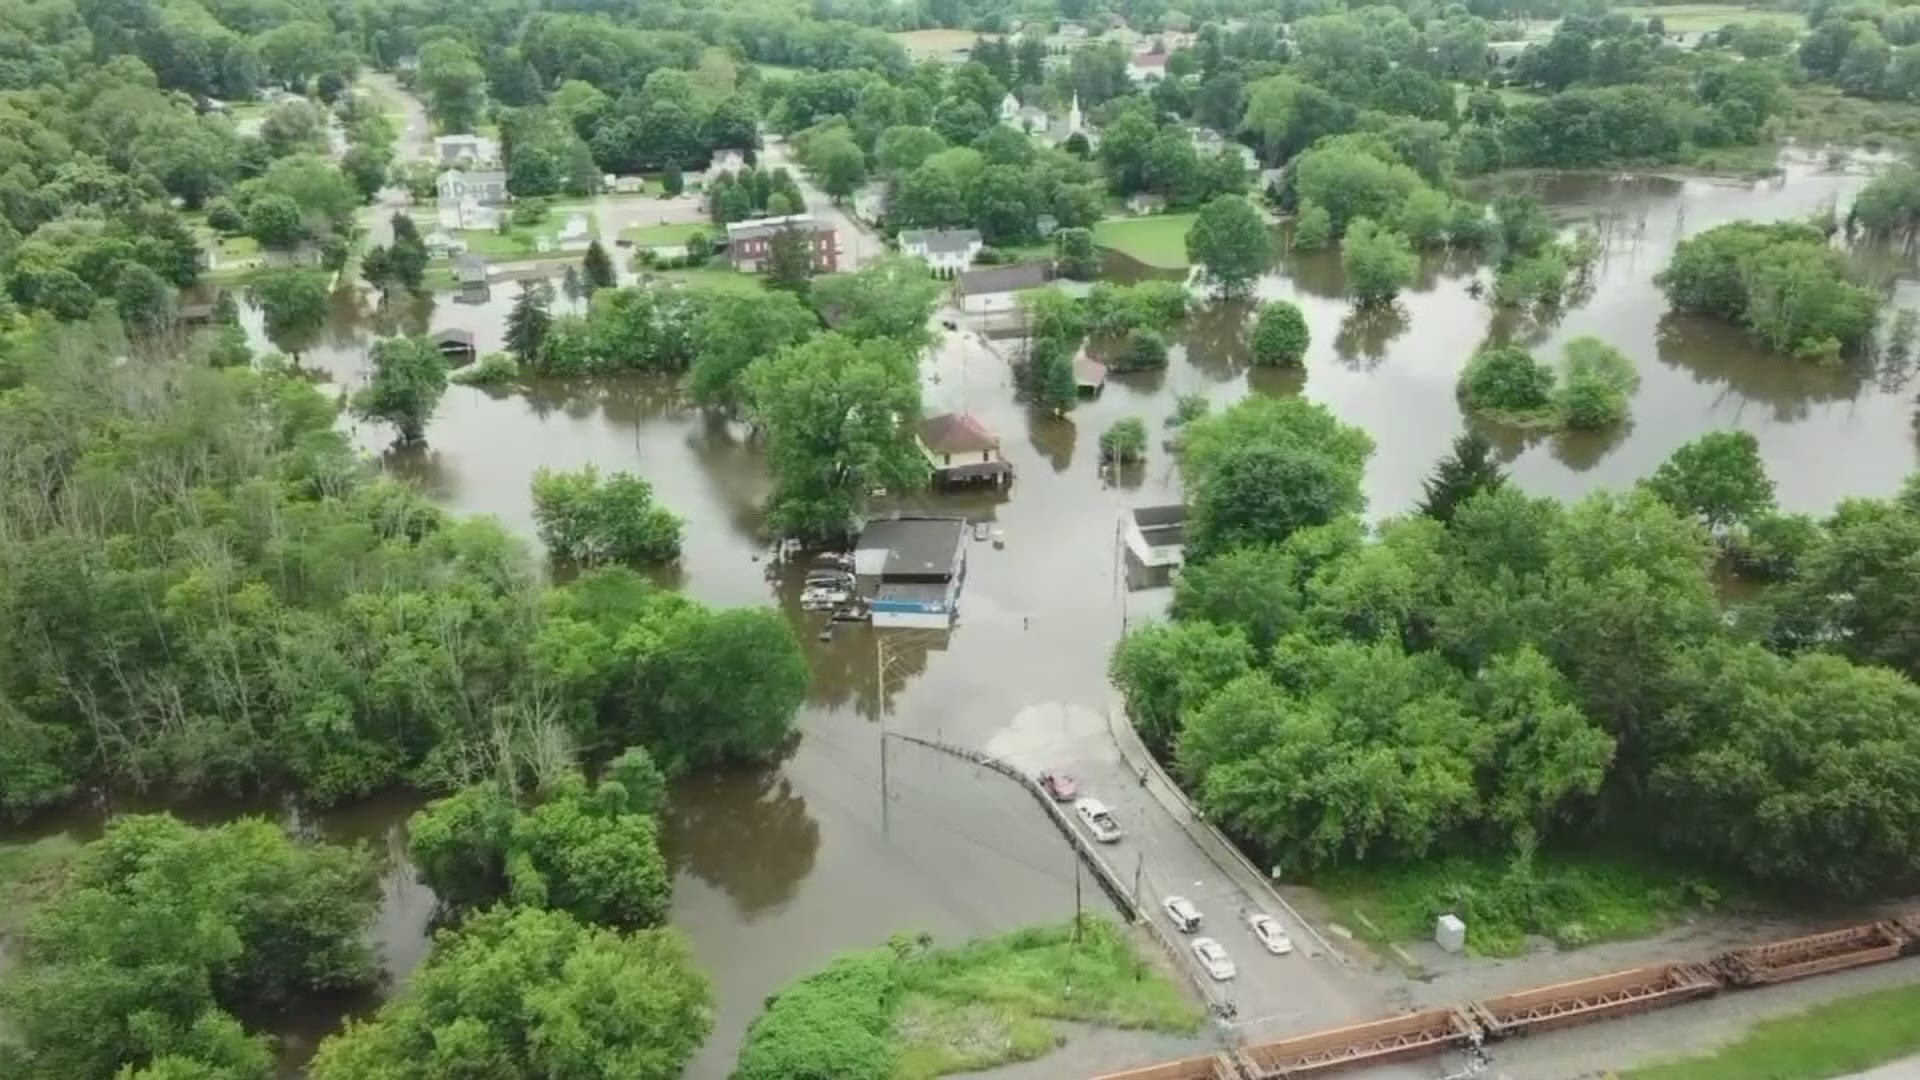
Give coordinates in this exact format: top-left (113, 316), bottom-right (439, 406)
top-left (1074, 798), bottom-right (1122, 843)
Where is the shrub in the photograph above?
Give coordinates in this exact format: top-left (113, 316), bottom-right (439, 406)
top-left (451, 351), bottom-right (520, 387)
top-left (1553, 337), bottom-right (1638, 429)
top-left (1458, 345), bottom-right (1558, 425)
top-left (1292, 201), bottom-right (1332, 252)
top-left (1111, 329), bottom-right (1169, 371)
top-left (530, 465), bottom-right (683, 565)
top-left (1251, 301), bottom-right (1310, 365)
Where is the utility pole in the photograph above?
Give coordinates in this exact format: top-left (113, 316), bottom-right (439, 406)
top-left (874, 630), bottom-right (889, 836)
top-left (1133, 851), bottom-right (1144, 908)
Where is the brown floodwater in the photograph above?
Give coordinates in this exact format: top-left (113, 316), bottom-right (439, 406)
top-left (6, 152), bottom-right (1917, 1077)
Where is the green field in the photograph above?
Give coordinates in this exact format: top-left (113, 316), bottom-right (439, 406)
top-left (621, 222), bottom-right (705, 247)
top-left (1316, 849), bottom-right (1747, 957)
top-left (1622, 981), bottom-right (1920, 1080)
top-left (737, 919), bottom-right (1200, 1080)
top-left (1613, 4), bottom-right (1803, 33)
top-left (1092, 213), bottom-right (1197, 270)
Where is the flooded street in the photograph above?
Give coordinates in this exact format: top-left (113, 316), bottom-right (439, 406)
top-left (9, 153), bottom-right (1918, 1077)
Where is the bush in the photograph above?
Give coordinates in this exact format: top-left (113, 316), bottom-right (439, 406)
top-left (1341, 218), bottom-right (1416, 307)
top-left (1292, 201), bottom-right (1332, 252)
top-left (450, 351), bottom-right (520, 387)
top-left (530, 465), bottom-right (683, 565)
top-left (204, 197), bottom-right (245, 233)
top-left (1167, 392), bottom-right (1210, 427)
top-left (1111, 329), bottom-right (1169, 372)
top-left (1553, 337), bottom-right (1638, 429)
top-left (1100, 417), bottom-right (1148, 465)
top-left (1251, 300), bottom-right (1310, 365)
top-left (1458, 345), bottom-right (1558, 425)
top-left (1656, 220), bottom-right (1879, 357)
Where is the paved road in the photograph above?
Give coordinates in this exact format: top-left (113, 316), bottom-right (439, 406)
top-left (982, 701), bottom-right (1393, 1045)
top-left (761, 137), bottom-right (887, 269)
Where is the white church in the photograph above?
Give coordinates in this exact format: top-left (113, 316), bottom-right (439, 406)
top-left (997, 91), bottom-right (1089, 147)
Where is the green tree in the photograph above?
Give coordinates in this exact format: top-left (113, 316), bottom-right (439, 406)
top-left (688, 290), bottom-right (820, 414)
top-left (1250, 301), bottom-right (1310, 365)
top-left (530, 466), bottom-right (684, 566)
top-left (506, 282), bottom-right (553, 366)
top-left (0, 816), bottom-right (376, 1080)
top-left (764, 228), bottom-right (817, 294)
top-left (245, 193), bottom-right (306, 249)
top-left (1186, 194), bottom-right (1272, 296)
top-left (1644, 431), bottom-right (1775, 533)
top-left (807, 129), bottom-right (867, 202)
top-left (582, 240), bottom-right (617, 294)
top-left (662, 167), bottom-right (684, 197)
top-left (1179, 395), bottom-right (1373, 499)
top-left (1053, 227), bottom-right (1099, 280)
top-left (1100, 417), bottom-right (1148, 465)
top-left (114, 262), bottom-right (176, 338)
top-left (352, 337), bottom-right (448, 445)
top-left (248, 269), bottom-right (330, 360)
top-left (1292, 202), bottom-right (1332, 253)
top-left (1340, 217), bottom-right (1416, 307)
top-left (1457, 345), bottom-right (1557, 425)
top-left (1110, 621), bottom-right (1254, 754)
top-left (746, 333), bottom-right (928, 540)
top-left (416, 41), bottom-right (486, 132)
top-left (1019, 336), bottom-right (1079, 415)
top-left (1417, 431), bottom-right (1507, 523)
top-left (809, 259), bottom-right (940, 346)
top-left (1189, 444), bottom-right (1364, 560)
top-left (1553, 336), bottom-right (1638, 429)
top-left (308, 907), bottom-right (711, 1080)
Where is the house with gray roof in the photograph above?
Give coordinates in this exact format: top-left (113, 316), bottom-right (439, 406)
top-left (898, 228), bottom-right (983, 276)
top-left (955, 263), bottom-right (1050, 314)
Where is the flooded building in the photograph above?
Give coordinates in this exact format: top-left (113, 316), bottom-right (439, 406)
top-left (919, 411), bottom-right (1013, 487)
top-left (1123, 504), bottom-right (1186, 568)
top-left (853, 516), bottom-right (969, 629)
top-left (956, 263), bottom-right (1050, 315)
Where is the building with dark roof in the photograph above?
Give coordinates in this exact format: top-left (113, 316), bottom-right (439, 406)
top-left (853, 516), bottom-right (969, 628)
top-left (919, 412), bottom-right (1012, 486)
top-left (725, 214), bottom-right (839, 274)
top-left (955, 263), bottom-right (1050, 314)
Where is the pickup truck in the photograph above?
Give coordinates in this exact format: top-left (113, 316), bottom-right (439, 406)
top-left (1074, 798), bottom-right (1123, 843)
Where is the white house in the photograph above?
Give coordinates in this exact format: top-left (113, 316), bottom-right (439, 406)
top-left (556, 212), bottom-right (592, 249)
top-left (998, 92), bottom-right (1022, 126)
top-left (706, 148), bottom-right (750, 185)
top-left (437, 168), bottom-right (508, 208)
top-left (898, 229), bottom-right (983, 276)
top-left (423, 227), bottom-right (466, 258)
top-left (437, 200), bottom-right (500, 232)
top-left (1001, 93), bottom-right (1086, 146)
top-left (435, 134), bottom-right (501, 169)
top-left (955, 263), bottom-right (1049, 315)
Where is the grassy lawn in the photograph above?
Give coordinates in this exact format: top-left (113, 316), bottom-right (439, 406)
top-left (655, 266), bottom-right (767, 294)
top-left (739, 919), bottom-right (1200, 1080)
top-left (890, 28), bottom-right (998, 54)
top-left (621, 222), bottom-right (705, 247)
top-left (1781, 85), bottom-right (1920, 148)
top-left (453, 212), bottom-right (598, 260)
top-left (1622, 982), bottom-right (1920, 1080)
top-left (1613, 4), bottom-right (1804, 33)
top-left (1092, 213), bottom-right (1197, 270)
top-left (1315, 849), bottom-right (1748, 958)
top-left (0, 834), bottom-right (80, 937)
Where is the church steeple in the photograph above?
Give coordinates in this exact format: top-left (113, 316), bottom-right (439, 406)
top-left (1067, 92), bottom-right (1083, 135)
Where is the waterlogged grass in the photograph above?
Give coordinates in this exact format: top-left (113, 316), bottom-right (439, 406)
top-left (1316, 850), bottom-right (1746, 957)
top-left (738, 919), bottom-right (1200, 1080)
top-left (1781, 85), bottom-right (1920, 149)
top-left (654, 267), bottom-right (768, 294)
top-left (0, 834), bottom-right (81, 935)
top-left (1093, 214), bottom-right (1197, 269)
top-left (1621, 982), bottom-right (1920, 1080)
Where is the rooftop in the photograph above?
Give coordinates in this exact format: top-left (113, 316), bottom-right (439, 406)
top-left (957, 263), bottom-right (1049, 296)
top-left (900, 228), bottom-right (982, 255)
top-left (920, 411), bottom-right (1000, 455)
top-left (855, 516), bottom-right (968, 579)
top-left (432, 328), bottom-right (476, 346)
top-left (725, 214), bottom-right (824, 242)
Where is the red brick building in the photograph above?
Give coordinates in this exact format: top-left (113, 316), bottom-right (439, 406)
top-left (725, 215), bottom-right (839, 273)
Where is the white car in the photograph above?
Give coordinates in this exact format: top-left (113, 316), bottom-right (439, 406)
top-left (1246, 912), bottom-right (1294, 955)
top-left (1191, 936), bottom-right (1236, 981)
top-left (1162, 895), bottom-right (1202, 933)
top-left (1074, 798), bottom-right (1122, 843)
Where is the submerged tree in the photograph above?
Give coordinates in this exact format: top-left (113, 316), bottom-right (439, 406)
top-left (249, 268), bottom-right (330, 360)
top-left (1186, 194), bottom-right (1272, 295)
top-left (505, 282), bottom-right (554, 366)
top-left (582, 239), bottom-right (617, 293)
top-left (352, 337), bottom-right (449, 444)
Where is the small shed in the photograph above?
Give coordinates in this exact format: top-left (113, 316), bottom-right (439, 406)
top-left (1073, 352), bottom-right (1108, 396)
top-left (1123, 504), bottom-right (1186, 568)
top-left (455, 254), bottom-right (489, 288)
top-left (919, 411), bottom-right (1013, 486)
top-left (430, 328), bottom-right (477, 365)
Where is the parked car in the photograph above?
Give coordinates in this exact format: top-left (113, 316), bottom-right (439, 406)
top-left (800, 586), bottom-right (849, 611)
top-left (1163, 895), bottom-right (1202, 933)
top-left (1191, 937), bottom-right (1236, 981)
top-left (1074, 797), bottom-right (1122, 843)
top-left (1038, 770), bottom-right (1078, 801)
top-left (1246, 912), bottom-right (1293, 955)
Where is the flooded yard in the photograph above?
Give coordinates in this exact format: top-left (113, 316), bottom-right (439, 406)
top-left (9, 152), bottom-right (1918, 1078)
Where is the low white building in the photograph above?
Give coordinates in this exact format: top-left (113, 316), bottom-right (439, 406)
top-left (436, 133), bottom-right (501, 169)
top-left (1123, 505), bottom-right (1186, 568)
top-left (955, 263), bottom-right (1049, 314)
top-left (436, 168), bottom-right (508, 208)
top-left (707, 148), bottom-right (750, 185)
top-left (437, 201), bottom-right (500, 232)
top-left (556, 212), bottom-right (592, 249)
top-left (898, 229), bottom-right (983, 276)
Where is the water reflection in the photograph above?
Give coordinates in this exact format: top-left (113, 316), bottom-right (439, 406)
top-left (1652, 313), bottom-right (1871, 422)
top-left (662, 761), bottom-right (821, 919)
top-left (1027, 410), bottom-right (1078, 473)
top-left (1332, 305), bottom-right (1410, 369)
